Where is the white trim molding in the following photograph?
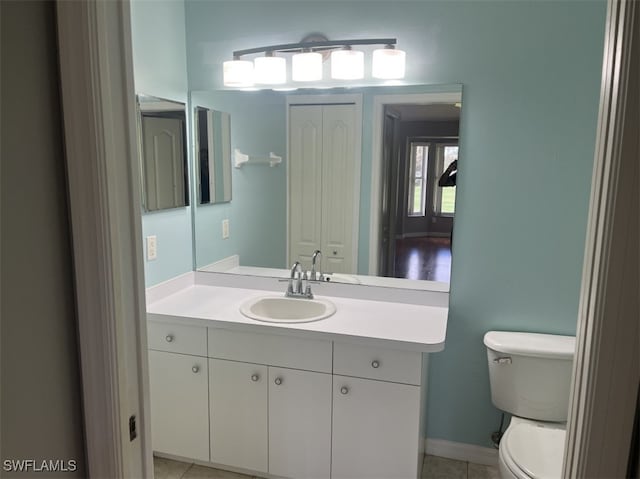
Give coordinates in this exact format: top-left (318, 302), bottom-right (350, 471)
top-left (56, 1), bottom-right (151, 477)
top-left (564, 0), bottom-right (639, 477)
top-left (425, 438), bottom-right (498, 466)
top-left (368, 90), bottom-right (462, 275)
top-left (199, 254), bottom-right (240, 273)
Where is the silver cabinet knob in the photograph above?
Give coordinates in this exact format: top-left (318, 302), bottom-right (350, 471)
top-left (371, 360), bottom-right (380, 369)
top-left (192, 365), bottom-right (199, 373)
top-left (165, 334), bottom-right (174, 343)
top-left (274, 377), bottom-right (282, 386)
top-left (333, 251), bottom-right (338, 255)
top-left (251, 374), bottom-right (259, 382)
top-left (340, 386), bottom-right (349, 395)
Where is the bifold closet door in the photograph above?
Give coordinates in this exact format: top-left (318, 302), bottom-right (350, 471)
top-left (288, 105), bottom-right (323, 268)
top-left (288, 103), bottom-right (358, 272)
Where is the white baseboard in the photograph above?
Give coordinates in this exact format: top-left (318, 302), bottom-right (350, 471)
top-left (425, 438), bottom-right (498, 466)
top-left (396, 232), bottom-right (451, 239)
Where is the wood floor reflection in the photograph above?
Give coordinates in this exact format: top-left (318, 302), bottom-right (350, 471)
top-left (394, 236), bottom-right (452, 282)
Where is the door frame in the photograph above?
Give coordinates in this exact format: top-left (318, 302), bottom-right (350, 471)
top-left (369, 91), bottom-right (462, 276)
top-left (285, 94), bottom-right (363, 272)
top-left (55, 0), bottom-right (637, 477)
top-left (562, 0), bottom-right (638, 476)
top-left (56, 1), bottom-right (151, 477)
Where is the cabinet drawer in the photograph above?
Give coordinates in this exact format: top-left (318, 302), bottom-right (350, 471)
top-left (148, 321), bottom-right (207, 356)
top-left (208, 328), bottom-right (332, 373)
top-left (333, 342), bottom-right (422, 385)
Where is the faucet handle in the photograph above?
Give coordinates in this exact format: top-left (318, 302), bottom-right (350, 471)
top-left (304, 283), bottom-right (314, 299)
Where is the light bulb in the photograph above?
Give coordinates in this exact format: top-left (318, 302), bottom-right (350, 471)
top-left (292, 51), bottom-right (323, 82)
top-left (254, 55), bottom-right (286, 84)
top-left (331, 48), bottom-right (364, 80)
top-left (223, 59), bottom-right (254, 87)
top-left (372, 47), bottom-right (406, 79)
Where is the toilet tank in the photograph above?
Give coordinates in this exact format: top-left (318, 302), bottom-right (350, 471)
top-left (484, 331), bottom-right (575, 422)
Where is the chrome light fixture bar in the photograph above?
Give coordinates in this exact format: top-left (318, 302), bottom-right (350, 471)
top-left (231, 38), bottom-right (397, 57)
top-left (223, 37), bottom-right (406, 87)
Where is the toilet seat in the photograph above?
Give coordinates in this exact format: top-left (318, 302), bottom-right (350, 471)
top-left (499, 420), bottom-right (566, 479)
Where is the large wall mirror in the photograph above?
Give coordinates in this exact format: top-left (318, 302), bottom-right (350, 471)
top-left (195, 107), bottom-right (232, 204)
top-left (137, 94), bottom-right (189, 212)
top-left (192, 85), bottom-right (462, 290)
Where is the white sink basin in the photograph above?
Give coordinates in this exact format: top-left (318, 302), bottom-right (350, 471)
top-left (240, 295), bottom-right (336, 323)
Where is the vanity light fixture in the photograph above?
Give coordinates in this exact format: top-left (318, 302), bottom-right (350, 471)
top-left (223, 36), bottom-right (406, 87)
top-left (254, 52), bottom-right (286, 85)
top-left (292, 50), bottom-right (323, 81)
top-left (331, 46), bottom-right (365, 80)
top-left (223, 57), bottom-right (254, 87)
top-left (372, 45), bottom-right (406, 79)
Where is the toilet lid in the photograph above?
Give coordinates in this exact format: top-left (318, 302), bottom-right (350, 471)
top-left (503, 422), bottom-right (566, 479)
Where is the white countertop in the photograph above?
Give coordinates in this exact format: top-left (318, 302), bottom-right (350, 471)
top-left (147, 284), bottom-right (448, 353)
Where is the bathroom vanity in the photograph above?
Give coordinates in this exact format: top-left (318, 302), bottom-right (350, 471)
top-left (146, 276), bottom-right (447, 479)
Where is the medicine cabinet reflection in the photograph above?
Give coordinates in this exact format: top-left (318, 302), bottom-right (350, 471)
top-left (137, 94), bottom-right (189, 212)
top-left (195, 107), bottom-right (232, 205)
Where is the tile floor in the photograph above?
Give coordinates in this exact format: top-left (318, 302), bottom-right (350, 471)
top-left (154, 454), bottom-right (500, 479)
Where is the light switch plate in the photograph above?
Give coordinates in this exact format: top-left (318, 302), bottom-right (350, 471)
top-left (146, 235), bottom-right (157, 260)
top-left (222, 219), bottom-right (230, 239)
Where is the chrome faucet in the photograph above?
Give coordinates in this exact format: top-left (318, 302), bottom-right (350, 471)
top-left (310, 250), bottom-right (324, 281)
top-left (286, 261), bottom-right (313, 298)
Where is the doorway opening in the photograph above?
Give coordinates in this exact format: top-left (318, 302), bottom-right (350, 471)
top-left (378, 102), bottom-right (460, 282)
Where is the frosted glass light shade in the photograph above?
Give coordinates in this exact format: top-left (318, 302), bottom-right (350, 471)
top-left (223, 60), bottom-right (254, 87)
top-left (372, 48), bottom-right (406, 79)
top-left (254, 56), bottom-right (286, 84)
top-left (331, 49), bottom-right (364, 80)
top-left (292, 52), bottom-right (323, 81)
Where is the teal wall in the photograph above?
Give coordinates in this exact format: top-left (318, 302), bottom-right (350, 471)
top-left (191, 90), bottom-right (287, 269)
top-left (184, 0), bottom-right (606, 447)
top-left (131, 0), bottom-right (194, 287)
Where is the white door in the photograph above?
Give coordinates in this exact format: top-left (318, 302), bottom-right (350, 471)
top-left (288, 103), bottom-right (358, 272)
top-left (332, 375), bottom-right (422, 479)
top-left (321, 104), bottom-right (357, 273)
top-left (148, 350), bottom-right (209, 461)
top-left (142, 116), bottom-right (185, 210)
top-left (288, 105), bottom-right (323, 268)
top-left (209, 359), bottom-right (268, 473)
top-left (268, 367), bottom-right (332, 479)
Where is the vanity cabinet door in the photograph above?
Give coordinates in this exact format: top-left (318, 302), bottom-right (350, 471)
top-left (268, 367), bottom-right (332, 479)
top-left (209, 359), bottom-right (268, 474)
top-left (148, 350), bottom-right (209, 461)
top-left (332, 375), bottom-right (422, 479)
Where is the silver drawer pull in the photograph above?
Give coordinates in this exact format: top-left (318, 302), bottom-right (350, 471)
top-left (340, 386), bottom-right (349, 395)
top-left (371, 360), bottom-right (380, 369)
top-left (192, 365), bottom-right (200, 373)
top-left (493, 357), bottom-right (512, 365)
top-left (251, 374), bottom-right (260, 382)
top-left (274, 377), bottom-right (282, 386)
top-left (165, 334), bottom-right (174, 343)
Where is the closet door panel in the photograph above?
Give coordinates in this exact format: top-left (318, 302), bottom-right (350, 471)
top-left (289, 105), bottom-right (323, 268)
top-left (321, 104), bottom-right (357, 273)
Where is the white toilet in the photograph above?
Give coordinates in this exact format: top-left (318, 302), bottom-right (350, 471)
top-left (484, 331), bottom-right (575, 479)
